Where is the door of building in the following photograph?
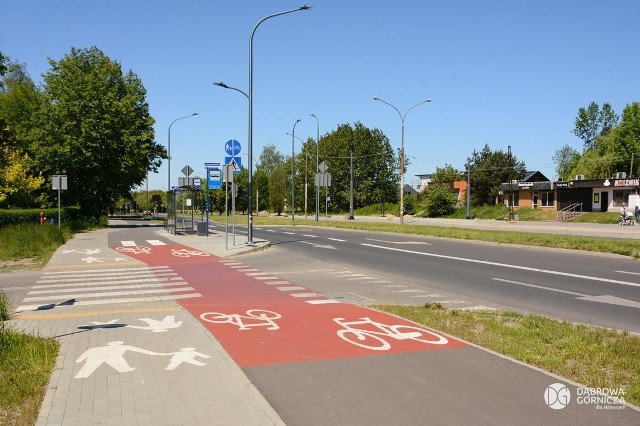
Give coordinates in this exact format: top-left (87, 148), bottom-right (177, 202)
top-left (601, 191), bottom-right (609, 212)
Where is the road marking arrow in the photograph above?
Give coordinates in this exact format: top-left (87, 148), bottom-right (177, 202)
top-left (300, 241), bottom-right (336, 250)
top-left (492, 278), bottom-right (640, 309)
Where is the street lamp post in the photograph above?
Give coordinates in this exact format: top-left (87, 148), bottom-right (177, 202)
top-left (287, 131), bottom-right (307, 218)
top-left (290, 119), bottom-right (301, 222)
top-left (248, 5), bottom-right (312, 242)
top-left (373, 97), bottom-right (431, 224)
top-left (310, 113), bottom-right (319, 222)
top-left (168, 113), bottom-right (199, 191)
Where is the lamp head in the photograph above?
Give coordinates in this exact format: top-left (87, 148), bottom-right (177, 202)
top-left (192, 112), bottom-right (199, 116)
top-left (213, 82), bottom-right (229, 89)
top-left (426, 99), bottom-right (432, 103)
top-left (373, 96), bottom-right (380, 101)
top-left (300, 5), bottom-right (313, 10)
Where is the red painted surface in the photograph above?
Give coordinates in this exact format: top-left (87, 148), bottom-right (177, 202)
top-left (113, 242), bottom-right (467, 367)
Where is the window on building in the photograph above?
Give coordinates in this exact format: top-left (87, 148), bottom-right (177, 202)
top-left (508, 192), bottom-right (519, 207)
top-left (541, 191), bottom-right (554, 207)
top-left (613, 190), bottom-right (632, 207)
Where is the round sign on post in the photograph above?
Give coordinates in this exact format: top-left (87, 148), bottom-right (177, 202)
top-left (225, 140), bottom-right (242, 156)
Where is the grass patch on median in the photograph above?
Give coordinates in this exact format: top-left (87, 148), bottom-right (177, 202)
top-left (0, 293), bottom-right (59, 426)
top-left (376, 304), bottom-right (640, 406)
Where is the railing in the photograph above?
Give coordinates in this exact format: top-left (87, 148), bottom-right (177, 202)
top-left (557, 202), bottom-right (583, 221)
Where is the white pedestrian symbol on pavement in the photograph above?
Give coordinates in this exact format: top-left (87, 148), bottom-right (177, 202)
top-left (62, 248), bottom-right (101, 254)
top-left (165, 347), bottom-right (210, 370)
top-left (75, 341), bottom-right (162, 378)
top-left (74, 341), bottom-right (210, 378)
top-left (127, 316), bottom-right (183, 332)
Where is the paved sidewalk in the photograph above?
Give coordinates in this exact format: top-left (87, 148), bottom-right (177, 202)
top-left (7, 221), bottom-right (280, 426)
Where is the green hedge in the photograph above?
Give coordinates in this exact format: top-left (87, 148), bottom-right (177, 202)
top-left (0, 207), bottom-right (82, 227)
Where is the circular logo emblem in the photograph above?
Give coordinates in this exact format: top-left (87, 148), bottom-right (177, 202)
top-left (544, 383), bottom-right (571, 409)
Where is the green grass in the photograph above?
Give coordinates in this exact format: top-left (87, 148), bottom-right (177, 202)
top-left (0, 316), bottom-right (59, 425)
top-left (376, 304), bottom-right (640, 406)
top-left (0, 224), bottom-right (71, 269)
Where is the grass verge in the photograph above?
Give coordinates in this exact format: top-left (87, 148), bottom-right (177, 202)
top-left (376, 304), bottom-right (640, 406)
top-left (0, 309), bottom-right (59, 425)
top-left (0, 224), bottom-right (71, 270)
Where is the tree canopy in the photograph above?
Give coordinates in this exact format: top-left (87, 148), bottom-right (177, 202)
top-left (465, 144), bottom-right (526, 205)
top-left (0, 47), bottom-right (166, 217)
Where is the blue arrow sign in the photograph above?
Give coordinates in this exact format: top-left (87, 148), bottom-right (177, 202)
top-left (225, 139), bottom-right (241, 156)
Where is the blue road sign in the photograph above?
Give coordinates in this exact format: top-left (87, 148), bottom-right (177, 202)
top-left (207, 168), bottom-right (222, 189)
top-left (225, 140), bottom-right (241, 156)
top-left (224, 156), bottom-right (242, 174)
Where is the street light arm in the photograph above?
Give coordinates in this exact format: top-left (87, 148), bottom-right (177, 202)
top-left (373, 97), bottom-right (402, 123)
top-left (167, 112), bottom-right (198, 191)
top-left (403, 99), bottom-right (432, 121)
top-left (213, 82), bottom-right (249, 99)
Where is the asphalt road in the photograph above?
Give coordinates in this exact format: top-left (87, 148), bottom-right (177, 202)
top-left (219, 223), bottom-right (640, 334)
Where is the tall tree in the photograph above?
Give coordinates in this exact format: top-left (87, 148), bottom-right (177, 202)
top-left (552, 145), bottom-right (581, 180)
top-left (269, 163), bottom-right (288, 215)
top-left (430, 164), bottom-right (462, 185)
top-left (571, 102), bottom-right (640, 178)
top-left (307, 122), bottom-right (397, 212)
top-left (0, 60), bottom-right (45, 207)
top-left (573, 101), bottom-right (619, 151)
top-left (28, 47), bottom-right (166, 218)
top-left (258, 143), bottom-right (285, 176)
top-left (465, 144), bottom-right (526, 205)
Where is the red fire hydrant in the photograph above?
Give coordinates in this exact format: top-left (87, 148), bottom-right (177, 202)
top-left (39, 212), bottom-right (45, 225)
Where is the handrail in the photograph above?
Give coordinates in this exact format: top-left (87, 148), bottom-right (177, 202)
top-left (557, 202), bottom-right (583, 221)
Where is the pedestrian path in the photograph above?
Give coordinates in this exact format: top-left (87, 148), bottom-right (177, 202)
top-left (7, 223), bottom-right (284, 425)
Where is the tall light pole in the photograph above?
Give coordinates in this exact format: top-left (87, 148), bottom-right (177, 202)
top-left (373, 97), bottom-right (431, 224)
top-left (310, 113), bottom-right (320, 222)
top-left (168, 113), bottom-right (199, 191)
top-left (290, 119), bottom-right (301, 222)
top-left (288, 131), bottom-right (308, 218)
top-left (248, 5), bottom-right (312, 242)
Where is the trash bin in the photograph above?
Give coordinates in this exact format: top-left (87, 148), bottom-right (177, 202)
top-left (196, 221), bottom-right (207, 236)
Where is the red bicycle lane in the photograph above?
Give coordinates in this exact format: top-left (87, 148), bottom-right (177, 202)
top-left (114, 242), bottom-right (467, 367)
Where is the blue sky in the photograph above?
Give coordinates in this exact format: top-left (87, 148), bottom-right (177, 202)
top-left (2, 1), bottom-right (639, 190)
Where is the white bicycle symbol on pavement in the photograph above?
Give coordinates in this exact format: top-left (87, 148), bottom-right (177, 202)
top-left (333, 317), bottom-right (448, 351)
top-left (115, 246), bottom-right (151, 255)
top-left (200, 309), bottom-right (281, 331)
top-left (171, 248), bottom-right (211, 258)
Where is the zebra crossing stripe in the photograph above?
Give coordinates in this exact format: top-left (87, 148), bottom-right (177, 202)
top-left (305, 299), bottom-right (340, 305)
top-left (42, 266), bottom-right (171, 276)
top-left (120, 240), bottom-right (167, 247)
top-left (23, 287), bottom-right (196, 302)
top-left (15, 293), bottom-right (202, 312)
